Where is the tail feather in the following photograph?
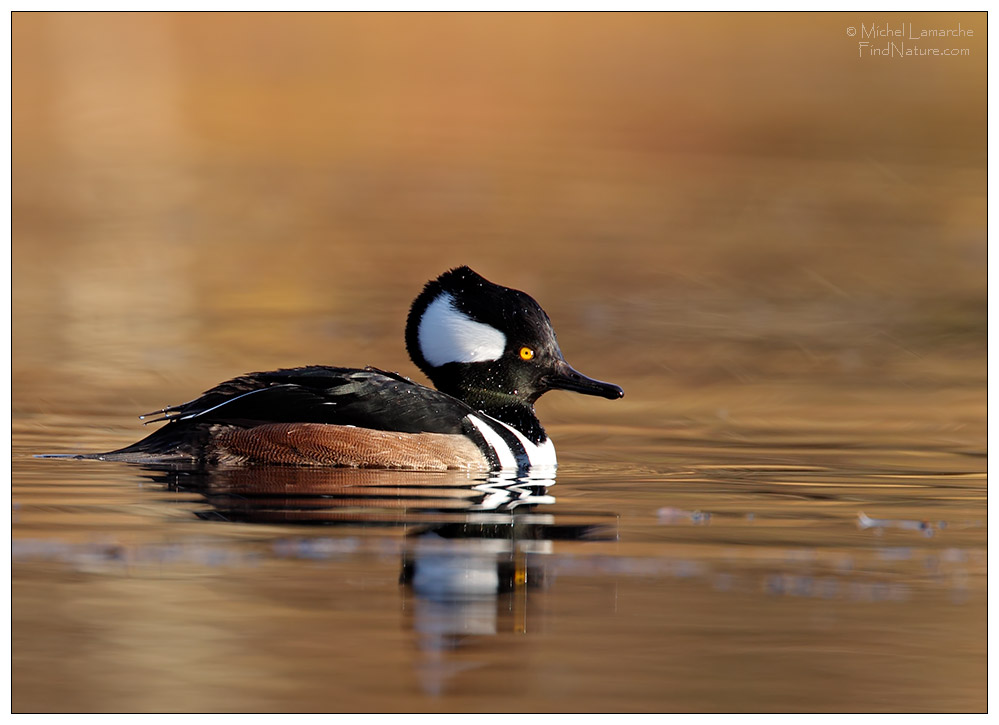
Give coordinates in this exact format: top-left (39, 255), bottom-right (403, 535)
top-left (47, 421), bottom-right (221, 465)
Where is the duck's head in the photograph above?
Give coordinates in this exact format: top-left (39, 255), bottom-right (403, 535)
top-left (405, 266), bottom-right (623, 414)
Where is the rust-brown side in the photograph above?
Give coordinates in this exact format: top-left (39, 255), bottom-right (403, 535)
top-left (209, 423), bottom-right (491, 471)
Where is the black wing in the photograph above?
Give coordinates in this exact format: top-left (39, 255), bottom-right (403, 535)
top-left (95, 366), bottom-right (481, 462)
top-left (146, 366), bottom-right (475, 434)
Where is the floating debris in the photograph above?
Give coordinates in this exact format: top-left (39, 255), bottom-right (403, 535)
top-left (857, 512), bottom-right (936, 537)
top-left (657, 507), bottom-right (711, 525)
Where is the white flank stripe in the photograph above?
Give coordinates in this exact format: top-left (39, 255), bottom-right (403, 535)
top-left (466, 414), bottom-right (559, 471)
top-left (493, 418), bottom-right (558, 469)
top-left (418, 292), bottom-right (507, 367)
top-left (466, 415), bottom-right (519, 470)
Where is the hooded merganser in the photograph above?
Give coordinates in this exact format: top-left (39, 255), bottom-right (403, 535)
top-left (85, 266), bottom-right (623, 471)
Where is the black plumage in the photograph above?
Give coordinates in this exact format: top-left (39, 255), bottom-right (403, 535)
top-left (74, 266), bottom-right (622, 469)
top-left (105, 366), bottom-right (482, 463)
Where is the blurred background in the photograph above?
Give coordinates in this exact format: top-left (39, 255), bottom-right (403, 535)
top-left (11, 12), bottom-right (987, 713)
top-left (13, 12), bottom-right (985, 416)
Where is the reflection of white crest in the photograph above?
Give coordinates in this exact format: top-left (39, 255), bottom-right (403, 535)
top-left (411, 551), bottom-right (502, 602)
top-left (418, 292), bottom-right (506, 366)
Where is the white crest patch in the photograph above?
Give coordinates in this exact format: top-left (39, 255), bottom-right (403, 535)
top-left (418, 292), bottom-right (507, 367)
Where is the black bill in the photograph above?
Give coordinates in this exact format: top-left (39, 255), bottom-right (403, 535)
top-left (544, 359), bottom-right (624, 400)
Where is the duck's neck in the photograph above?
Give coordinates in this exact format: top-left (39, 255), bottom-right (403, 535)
top-left (428, 373), bottom-right (549, 444)
top-left (476, 402), bottom-right (548, 445)
top-left (447, 387), bottom-right (547, 444)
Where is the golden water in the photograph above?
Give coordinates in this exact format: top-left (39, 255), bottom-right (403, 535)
top-left (12, 12), bottom-right (986, 713)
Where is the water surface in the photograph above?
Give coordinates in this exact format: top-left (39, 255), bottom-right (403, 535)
top-left (12, 12), bottom-right (986, 713)
top-left (13, 299), bottom-right (986, 712)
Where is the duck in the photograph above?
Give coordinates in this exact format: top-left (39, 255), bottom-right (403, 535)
top-left (84, 266), bottom-right (623, 471)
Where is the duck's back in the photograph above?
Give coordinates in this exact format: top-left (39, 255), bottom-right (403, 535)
top-left (92, 366), bottom-right (493, 470)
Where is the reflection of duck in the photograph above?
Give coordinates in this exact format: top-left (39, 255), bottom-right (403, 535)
top-left (146, 466), bottom-right (618, 541)
top-left (148, 466), bottom-right (564, 526)
top-left (400, 505), bottom-right (618, 688)
top-left (402, 518), bottom-right (617, 599)
top-left (82, 267), bottom-right (622, 471)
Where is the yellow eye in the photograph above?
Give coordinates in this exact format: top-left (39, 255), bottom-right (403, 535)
top-left (519, 347), bottom-right (535, 361)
